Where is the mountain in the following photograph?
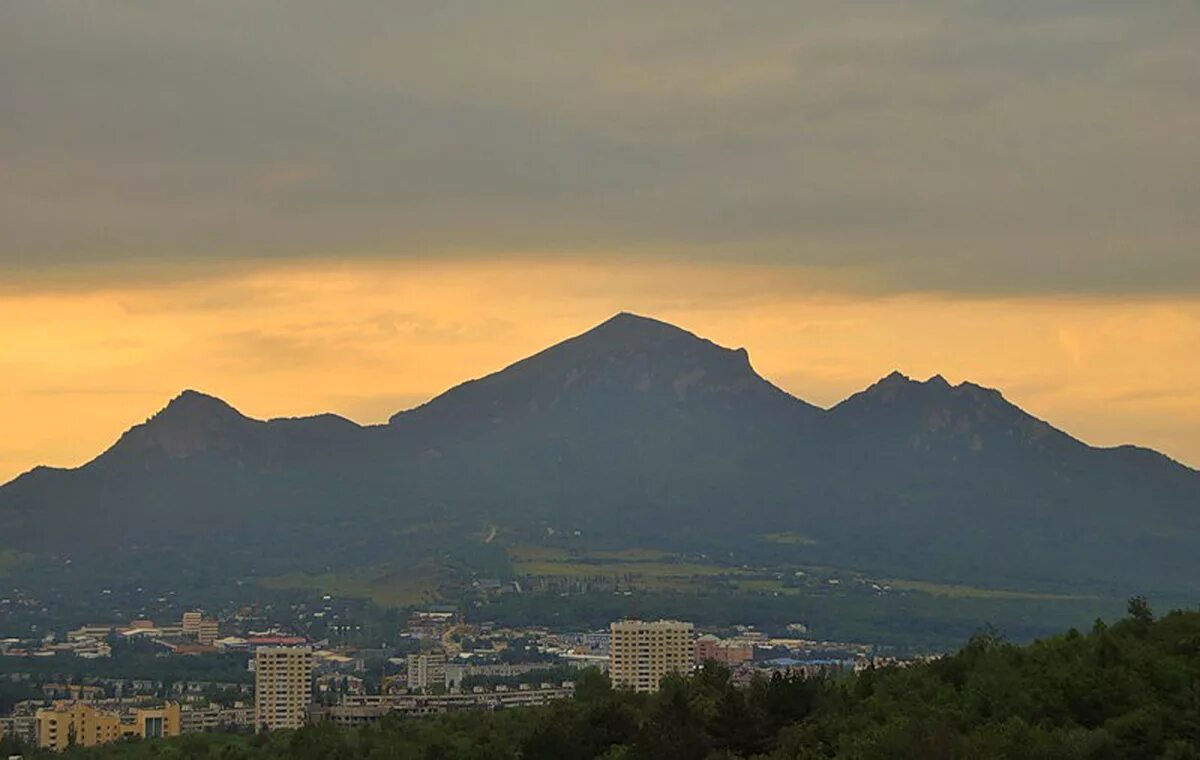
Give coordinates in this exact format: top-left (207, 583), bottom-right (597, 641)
top-left (391, 313), bottom-right (814, 432)
top-left (1, 313), bottom-right (1197, 596)
top-left (94, 389), bottom-right (362, 466)
top-left (381, 313), bottom-right (823, 541)
top-left (817, 371), bottom-right (1200, 588)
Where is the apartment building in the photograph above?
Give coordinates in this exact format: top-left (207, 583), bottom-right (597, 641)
top-left (609, 619), bottom-right (695, 693)
top-left (406, 650), bottom-right (447, 692)
top-left (181, 611), bottom-right (220, 645)
top-left (180, 703), bottom-right (255, 734)
top-left (694, 634), bottom-right (754, 666)
top-left (181, 611), bottom-right (203, 637)
top-left (254, 646), bottom-right (314, 732)
top-left (35, 701), bottom-right (180, 751)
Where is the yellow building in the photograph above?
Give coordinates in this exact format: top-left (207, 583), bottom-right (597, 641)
top-left (126, 703), bottom-right (181, 741)
top-left (182, 611), bottom-right (220, 645)
top-left (609, 619), bottom-right (695, 693)
top-left (181, 611), bottom-right (203, 636)
top-left (36, 701), bottom-right (180, 751)
top-left (197, 619), bottom-right (220, 645)
top-left (254, 646), bottom-right (314, 732)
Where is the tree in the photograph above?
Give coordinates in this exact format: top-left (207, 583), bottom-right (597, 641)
top-left (1128, 596), bottom-right (1154, 629)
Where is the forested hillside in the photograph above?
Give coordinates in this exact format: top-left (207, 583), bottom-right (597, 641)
top-left (10, 601), bottom-right (1200, 759)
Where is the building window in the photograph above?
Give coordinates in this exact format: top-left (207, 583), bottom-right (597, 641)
top-left (144, 716), bottom-right (164, 739)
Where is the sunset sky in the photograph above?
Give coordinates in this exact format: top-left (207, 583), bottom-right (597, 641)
top-left (3, 2), bottom-right (1199, 482)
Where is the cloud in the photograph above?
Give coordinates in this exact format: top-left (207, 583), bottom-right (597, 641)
top-left (2, 1), bottom-right (1198, 295)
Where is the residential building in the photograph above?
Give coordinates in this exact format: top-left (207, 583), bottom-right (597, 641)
top-left (35, 701), bottom-right (180, 751)
top-left (37, 702), bottom-right (121, 750)
top-left (67, 625), bottom-right (117, 641)
top-left (181, 611), bottom-right (203, 637)
top-left (694, 634), bottom-right (754, 666)
top-left (129, 703), bottom-right (181, 741)
top-left (444, 661), bottom-right (554, 689)
top-left (196, 619), bottom-right (220, 645)
top-left (406, 611), bottom-right (456, 638)
top-left (609, 619), bottom-right (694, 693)
top-left (254, 646), bottom-right (313, 732)
top-left (180, 703), bottom-right (255, 734)
top-left (1, 714), bottom-right (37, 746)
top-left (311, 684), bottom-right (576, 727)
top-left (182, 611), bottom-right (220, 645)
top-left (406, 650), bottom-right (447, 692)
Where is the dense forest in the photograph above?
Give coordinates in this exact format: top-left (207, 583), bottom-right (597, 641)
top-left (6, 600), bottom-right (1200, 759)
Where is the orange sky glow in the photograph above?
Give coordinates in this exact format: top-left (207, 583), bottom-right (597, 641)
top-left (2, 257), bottom-right (1198, 484)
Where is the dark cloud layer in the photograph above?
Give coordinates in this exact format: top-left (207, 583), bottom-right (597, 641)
top-left (3, 1), bottom-right (1198, 294)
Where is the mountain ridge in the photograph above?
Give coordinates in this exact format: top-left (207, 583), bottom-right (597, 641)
top-left (1, 312), bottom-right (1197, 597)
top-left (9, 313), bottom-right (1190, 482)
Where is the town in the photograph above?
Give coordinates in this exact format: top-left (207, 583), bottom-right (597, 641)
top-left (0, 602), bottom-right (919, 752)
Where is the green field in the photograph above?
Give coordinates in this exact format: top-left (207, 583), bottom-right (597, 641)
top-left (510, 544), bottom-right (754, 591)
top-left (507, 543), bottom-right (1114, 609)
top-left (260, 566), bottom-right (444, 607)
top-left (881, 578), bottom-right (1097, 601)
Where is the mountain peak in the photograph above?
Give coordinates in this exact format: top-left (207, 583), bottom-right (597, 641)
top-left (100, 390), bottom-right (255, 462)
top-left (152, 389), bottom-right (245, 426)
top-left (602, 311), bottom-right (658, 326)
top-left (877, 370), bottom-right (913, 387)
top-left (863, 372), bottom-right (960, 398)
top-left (577, 312), bottom-right (705, 348)
top-left (165, 388), bottom-right (235, 409)
top-left (390, 313), bottom-right (815, 427)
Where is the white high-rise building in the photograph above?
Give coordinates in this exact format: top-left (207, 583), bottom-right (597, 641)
top-left (407, 650), bottom-right (448, 691)
top-left (254, 646), bottom-right (313, 732)
top-left (609, 619), bottom-right (694, 693)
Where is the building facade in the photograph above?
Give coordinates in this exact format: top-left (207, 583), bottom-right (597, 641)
top-left (406, 650), bottom-right (447, 692)
top-left (1, 714), bottom-right (37, 747)
top-left (181, 611), bottom-right (203, 637)
top-left (182, 611), bottom-right (220, 645)
top-left (196, 619), bottom-right (220, 645)
top-left (694, 634), bottom-right (754, 666)
top-left (35, 701), bottom-right (180, 751)
top-left (180, 703), bottom-right (255, 734)
top-left (254, 646), bottom-right (314, 732)
top-left (310, 684), bottom-right (577, 727)
top-left (609, 619), bottom-right (694, 693)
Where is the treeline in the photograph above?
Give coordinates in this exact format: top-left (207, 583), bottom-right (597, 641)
top-left (0, 650), bottom-right (252, 685)
top-left (10, 600), bottom-right (1200, 759)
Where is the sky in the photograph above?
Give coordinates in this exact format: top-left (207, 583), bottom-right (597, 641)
top-left (2, 1), bottom-right (1198, 482)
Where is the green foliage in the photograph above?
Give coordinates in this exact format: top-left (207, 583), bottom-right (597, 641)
top-left (23, 604), bottom-right (1200, 759)
top-left (0, 733), bottom-right (27, 757)
top-left (0, 650), bottom-right (252, 684)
